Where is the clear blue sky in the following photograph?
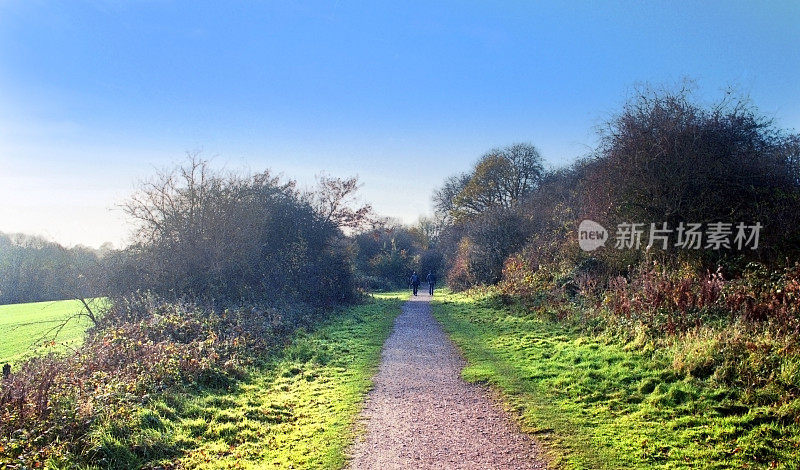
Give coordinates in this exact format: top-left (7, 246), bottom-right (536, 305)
top-left (1, 1), bottom-right (798, 248)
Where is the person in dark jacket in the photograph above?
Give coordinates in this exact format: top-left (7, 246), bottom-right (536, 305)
top-left (410, 272), bottom-right (421, 296)
top-left (426, 271), bottom-right (436, 295)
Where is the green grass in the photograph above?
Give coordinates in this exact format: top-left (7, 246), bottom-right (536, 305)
top-left (75, 292), bottom-right (405, 469)
top-left (432, 291), bottom-right (800, 470)
top-left (0, 298), bottom-right (103, 364)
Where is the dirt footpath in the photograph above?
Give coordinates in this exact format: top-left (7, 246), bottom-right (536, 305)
top-left (347, 292), bottom-right (548, 470)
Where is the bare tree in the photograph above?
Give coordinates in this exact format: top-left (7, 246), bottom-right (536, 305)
top-left (308, 174), bottom-right (374, 231)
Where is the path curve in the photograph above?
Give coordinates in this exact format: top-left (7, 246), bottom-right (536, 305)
top-left (347, 292), bottom-right (548, 469)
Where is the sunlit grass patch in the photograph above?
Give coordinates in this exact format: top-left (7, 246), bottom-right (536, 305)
top-left (433, 290), bottom-right (800, 469)
top-left (0, 298), bottom-right (106, 364)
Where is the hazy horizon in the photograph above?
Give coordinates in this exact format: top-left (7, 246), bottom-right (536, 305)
top-left (2, 1), bottom-right (798, 249)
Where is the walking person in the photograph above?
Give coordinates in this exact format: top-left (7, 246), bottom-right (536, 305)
top-left (426, 271), bottom-right (436, 296)
top-left (410, 272), bottom-right (421, 296)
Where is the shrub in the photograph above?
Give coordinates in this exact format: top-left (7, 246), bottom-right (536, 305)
top-left (584, 85), bottom-right (800, 266)
top-left (114, 157), bottom-right (357, 307)
top-left (602, 261), bottom-right (726, 335)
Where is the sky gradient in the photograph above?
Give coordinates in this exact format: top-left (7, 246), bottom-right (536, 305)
top-left (1, 1), bottom-right (798, 248)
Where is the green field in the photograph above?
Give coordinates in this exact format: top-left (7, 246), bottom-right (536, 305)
top-left (433, 291), bottom-right (800, 470)
top-left (0, 298), bottom-right (101, 365)
top-left (68, 292), bottom-right (406, 469)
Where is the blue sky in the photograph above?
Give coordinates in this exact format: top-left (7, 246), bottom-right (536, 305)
top-left (1, 1), bottom-right (798, 247)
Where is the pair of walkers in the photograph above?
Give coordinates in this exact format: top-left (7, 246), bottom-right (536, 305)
top-left (410, 271), bottom-right (436, 296)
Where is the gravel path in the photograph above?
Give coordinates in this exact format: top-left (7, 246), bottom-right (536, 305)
top-left (347, 292), bottom-right (548, 470)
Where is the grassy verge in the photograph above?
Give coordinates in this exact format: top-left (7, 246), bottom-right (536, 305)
top-left (432, 290), bottom-right (800, 469)
top-left (0, 298), bottom-right (104, 364)
top-left (73, 292), bottom-right (404, 469)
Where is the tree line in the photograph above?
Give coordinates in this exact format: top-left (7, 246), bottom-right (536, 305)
top-left (4, 85), bottom-right (798, 307)
top-left (429, 86), bottom-right (800, 291)
top-left (5, 85), bottom-right (797, 306)
top-left (0, 233), bottom-right (106, 305)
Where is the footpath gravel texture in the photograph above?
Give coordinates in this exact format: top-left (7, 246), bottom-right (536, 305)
top-left (347, 292), bottom-right (548, 470)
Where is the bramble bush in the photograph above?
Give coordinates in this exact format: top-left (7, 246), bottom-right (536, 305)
top-left (725, 263), bottom-right (800, 335)
top-left (497, 255), bottom-right (800, 416)
top-left (0, 293), bottom-right (321, 467)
